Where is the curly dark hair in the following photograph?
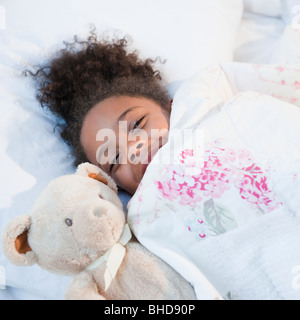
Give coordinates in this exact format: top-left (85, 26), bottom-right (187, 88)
top-left (25, 30), bottom-right (170, 166)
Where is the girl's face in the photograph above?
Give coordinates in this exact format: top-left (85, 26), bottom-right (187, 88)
top-left (80, 96), bottom-right (171, 195)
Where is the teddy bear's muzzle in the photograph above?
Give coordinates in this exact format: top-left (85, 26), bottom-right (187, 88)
top-left (72, 198), bottom-right (126, 255)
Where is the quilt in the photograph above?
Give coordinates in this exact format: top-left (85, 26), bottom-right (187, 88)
top-left (127, 63), bottom-right (300, 300)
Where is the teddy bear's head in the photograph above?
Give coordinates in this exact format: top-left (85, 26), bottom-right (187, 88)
top-left (2, 163), bottom-right (126, 276)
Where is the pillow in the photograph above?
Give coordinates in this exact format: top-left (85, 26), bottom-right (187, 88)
top-left (0, 0), bottom-right (243, 299)
top-left (281, 0), bottom-right (300, 24)
top-left (243, 0), bottom-right (283, 17)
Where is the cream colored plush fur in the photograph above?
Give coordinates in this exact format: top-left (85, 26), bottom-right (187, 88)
top-left (2, 163), bottom-right (195, 300)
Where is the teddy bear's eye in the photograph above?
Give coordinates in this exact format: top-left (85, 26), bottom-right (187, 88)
top-left (65, 218), bottom-right (73, 227)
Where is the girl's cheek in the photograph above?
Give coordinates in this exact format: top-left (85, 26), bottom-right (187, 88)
top-left (114, 165), bottom-right (134, 192)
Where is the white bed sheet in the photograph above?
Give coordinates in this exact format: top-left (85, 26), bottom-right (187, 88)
top-left (0, 0), bottom-right (298, 300)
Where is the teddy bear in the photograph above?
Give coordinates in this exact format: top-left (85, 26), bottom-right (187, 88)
top-left (2, 162), bottom-right (196, 300)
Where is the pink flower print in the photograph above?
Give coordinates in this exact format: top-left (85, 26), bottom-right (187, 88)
top-left (180, 149), bottom-right (194, 164)
top-left (186, 176), bottom-right (197, 188)
top-left (237, 149), bottom-right (254, 169)
top-left (181, 149), bottom-right (194, 159)
top-left (212, 145), bottom-right (236, 164)
top-left (198, 168), bottom-right (211, 184)
top-left (236, 173), bottom-right (253, 190)
top-left (203, 182), bottom-right (226, 199)
top-left (156, 180), bottom-right (178, 202)
top-left (178, 188), bottom-right (202, 207)
top-left (235, 170), bottom-right (282, 211)
top-left (156, 168), bottom-right (203, 207)
top-left (173, 172), bottom-right (186, 185)
top-left (170, 179), bottom-right (181, 192)
top-left (225, 147), bottom-right (236, 163)
top-left (155, 140), bottom-right (282, 213)
top-left (238, 177), bottom-right (258, 202)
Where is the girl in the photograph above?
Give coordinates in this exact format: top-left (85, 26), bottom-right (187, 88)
top-left (27, 32), bottom-right (172, 195)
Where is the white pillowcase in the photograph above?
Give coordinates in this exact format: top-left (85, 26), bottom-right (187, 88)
top-left (0, 0), bottom-right (243, 299)
top-left (243, 0), bottom-right (283, 17)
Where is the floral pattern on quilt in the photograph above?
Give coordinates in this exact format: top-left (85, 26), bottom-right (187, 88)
top-left (154, 139), bottom-right (283, 239)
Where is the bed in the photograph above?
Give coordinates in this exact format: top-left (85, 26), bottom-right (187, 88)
top-left (0, 0), bottom-right (299, 300)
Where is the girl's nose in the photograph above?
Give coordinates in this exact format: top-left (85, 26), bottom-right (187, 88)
top-left (128, 140), bottom-right (146, 164)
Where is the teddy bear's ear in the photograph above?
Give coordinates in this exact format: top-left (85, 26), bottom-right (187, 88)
top-left (76, 162), bottom-right (118, 193)
top-left (2, 215), bottom-right (38, 266)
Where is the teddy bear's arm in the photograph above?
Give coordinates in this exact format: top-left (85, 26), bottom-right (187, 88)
top-left (63, 272), bottom-right (106, 300)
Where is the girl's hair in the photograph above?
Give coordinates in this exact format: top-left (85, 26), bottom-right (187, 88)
top-left (26, 30), bottom-right (170, 166)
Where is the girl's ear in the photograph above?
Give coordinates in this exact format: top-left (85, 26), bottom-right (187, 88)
top-left (2, 215), bottom-right (38, 266)
top-left (76, 162), bottom-right (118, 193)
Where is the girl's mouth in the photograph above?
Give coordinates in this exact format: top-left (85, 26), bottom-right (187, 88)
top-left (140, 150), bottom-right (154, 176)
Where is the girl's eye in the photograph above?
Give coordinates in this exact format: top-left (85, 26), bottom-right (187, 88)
top-left (132, 116), bottom-right (145, 131)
